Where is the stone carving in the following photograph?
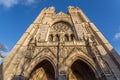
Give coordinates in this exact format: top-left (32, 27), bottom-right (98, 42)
top-left (2, 7), bottom-right (120, 80)
top-left (52, 23), bottom-right (69, 32)
top-left (88, 40), bottom-right (112, 77)
top-left (58, 74), bottom-right (67, 80)
top-left (36, 33), bottom-right (41, 42)
top-left (49, 47), bottom-right (57, 55)
top-left (49, 22), bottom-right (75, 42)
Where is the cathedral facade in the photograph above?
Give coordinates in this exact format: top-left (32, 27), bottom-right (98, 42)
top-left (1, 6), bottom-right (120, 80)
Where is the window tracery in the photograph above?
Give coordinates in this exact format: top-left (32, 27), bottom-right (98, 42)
top-left (48, 22), bottom-right (75, 42)
top-left (52, 23), bottom-right (69, 32)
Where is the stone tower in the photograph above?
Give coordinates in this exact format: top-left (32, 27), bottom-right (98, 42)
top-left (1, 6), bottom-right (120, 80)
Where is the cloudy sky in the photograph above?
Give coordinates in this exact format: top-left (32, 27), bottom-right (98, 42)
top-left (0, 0), bottom-right (120, 57)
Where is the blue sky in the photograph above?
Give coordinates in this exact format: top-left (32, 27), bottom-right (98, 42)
top-left (0, 0), bottom-right (120, 56)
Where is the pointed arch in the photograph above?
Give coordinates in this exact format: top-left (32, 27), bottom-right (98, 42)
top-left (67, 55), bottom-right (99, 80)
top-left (63, 47), bottom-right (99, 79)
top-left (22, 56), bottom-right (56, 79)
top-left (55, 34), bottom-right (60, 41)
top-left (29, 59), bottom-right (55, 80)
top-left (69, 59), bottom-right (98, 80)
top-left (49, 34), bottom-right (53, 42)
top-left (50, 19), bottom-right (73, 27)
top-left (51, 21), bottom-right (72, 30)
top-left (65, 34), bottom-right (69, 41)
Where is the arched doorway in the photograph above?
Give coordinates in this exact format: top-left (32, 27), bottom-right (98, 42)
top-left (69, 60), bottom-right (97, 80)
top-left (29, 60), bottom-right (55, 80)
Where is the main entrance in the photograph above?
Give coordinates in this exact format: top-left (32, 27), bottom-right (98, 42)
top-left (69, 60), bottom-right (97, 80)
top-left (29, 59), bottom-right (97, 80)
top-left (29, 60), bottom-right (55, 80)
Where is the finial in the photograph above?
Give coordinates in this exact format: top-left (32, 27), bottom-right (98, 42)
top-left (48, 6), bottom-right (55, 10)
top-left (68, 6), bottom-right (75, 9)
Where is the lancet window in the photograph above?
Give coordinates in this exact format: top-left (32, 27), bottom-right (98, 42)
top-left (65, 34), bottom-right (69, 41)
top-left (56, 34), bottom-right (60, 41)
top-left (49, 34), bottom-right (53, 42)
top-left (48, 22), bottom-right (75, 42)
top-left (71, 34), bottom-right (74, 41)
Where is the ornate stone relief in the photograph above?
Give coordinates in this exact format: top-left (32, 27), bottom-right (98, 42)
top-left (88, 41), bottom-right (112, 76)
top-left (53, 11), bottom-right (70, 19)
top-left (35, 33), bottom-right (41, 42)
top-left (52, 23), bottom-right (69, 32)
top-left (49, 47), bottom-right (57, 55)
top-left (77, 47), bottom-right (89, 56)
top-left (49, 22), bottom-right (75, 42)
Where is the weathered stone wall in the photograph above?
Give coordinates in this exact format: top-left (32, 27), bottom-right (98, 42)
top-left (1, 6), bottom-right (120, 80)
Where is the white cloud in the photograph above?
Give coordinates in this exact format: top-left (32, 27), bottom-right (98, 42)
top-left (20, 0), bottom-right (36, 5)
top-left (0, 0), bottom-right (36, 8)
top-left (1, 52), bottom-right (9, 57)
top-left (114, 33), bottom-right (120, 40)
top-left (26, 0), bottom-right (35, 4)
top-left (0, 52), bottom-right (9, 64)
top-left (0, 0), bottom-right (18, 8)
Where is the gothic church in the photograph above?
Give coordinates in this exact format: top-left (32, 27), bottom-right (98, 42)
top-left (1, 6), bottom-right (120, 80)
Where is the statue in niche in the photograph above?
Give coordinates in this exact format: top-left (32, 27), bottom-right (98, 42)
top-left (36, 33), bottom-right (41, 42)
top-left (82, 33), bottom-right (88, 41)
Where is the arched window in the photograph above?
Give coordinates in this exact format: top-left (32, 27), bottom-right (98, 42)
top-left (49, 34), bottom-right (53, 42)
top-left (65, 34), bottom-right (69, 41)
top-left (56, 34), bottom-right (60, 41)
top-left (71, 34), bottom-right (74, 41)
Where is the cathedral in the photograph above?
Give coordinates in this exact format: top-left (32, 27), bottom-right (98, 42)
top-left (1, 6), bottom-right (120, 80)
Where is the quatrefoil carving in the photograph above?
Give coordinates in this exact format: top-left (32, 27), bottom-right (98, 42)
top-left (52, 23), bottom-right (69, 32)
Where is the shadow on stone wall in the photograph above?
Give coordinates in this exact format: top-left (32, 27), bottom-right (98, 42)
top-left (12, 75), bottom-right (28, 80)
top-left (0, 63), bottom-right (3, 80)
top-left (0, 48), bottom-right (120, 80)
top-left (0, 62), bottom-right (29, 80)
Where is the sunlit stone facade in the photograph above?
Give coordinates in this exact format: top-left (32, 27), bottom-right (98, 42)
top-left (1, 6), bottom-right (120, 80)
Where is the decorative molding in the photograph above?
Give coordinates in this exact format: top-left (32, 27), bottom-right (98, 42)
top-left (51, 22), bottom-right (70, 32)
top-left (53, 12), bottom-right (70, 18)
